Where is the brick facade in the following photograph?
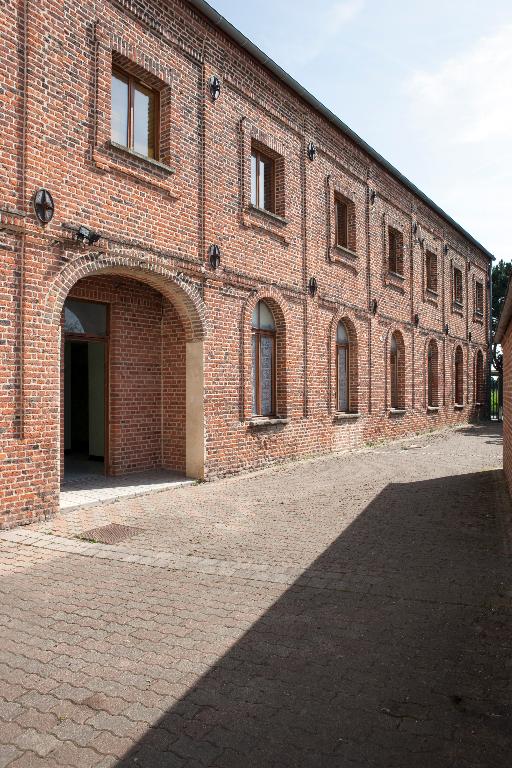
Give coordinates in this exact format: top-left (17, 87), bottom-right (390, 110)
top-left (0, 0), bottom-right (491, 528)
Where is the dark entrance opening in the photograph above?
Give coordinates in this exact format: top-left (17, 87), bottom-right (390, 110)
top-left (63, 299), bottom-right (108, 480)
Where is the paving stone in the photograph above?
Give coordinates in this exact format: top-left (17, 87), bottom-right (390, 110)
top-left (0, 744), bottom-right (20, 768)
top-left (0, 426), bottom-right (509, 767)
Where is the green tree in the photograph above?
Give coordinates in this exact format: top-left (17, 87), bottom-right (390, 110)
top-left (492, 259), bottom-right (512, 372)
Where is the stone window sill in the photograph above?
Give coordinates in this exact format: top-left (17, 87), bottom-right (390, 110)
top-left (454, 403), bottom-right (464, 410)
top-left (248, 205), bottom-right (288, 226)
top-left (388, 270), bottom-right (405, 281)
top-left (427, 406), bottom-right (439, 413)
top-left (473, 314), bottom-right (484, 324)
top-left (333, 412), bottom-right (361, 421)
top-left (426, 288), bottom-right (438, 298)
top-left (334, 245), bottom-right (357, 260)
top-left (452, 303), bottom-right (464, 315)
top-left (109, 141), bottom-right (175, 175)
top-left (389, 408), bottom-right (406, 416)
top-left (475, 402), bottom-right (483, 407)
top-left (248, 416), bottom-right (289, 427)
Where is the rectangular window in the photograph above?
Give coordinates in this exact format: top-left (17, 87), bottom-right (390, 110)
top-left (426, 251), bottom-right (438, 292)
top-left (453, 267), bottom-right (463, 305)
top-left (388, 227), bottom-right (404, 276)
top-left (111, 68), bottom-right (159, 159)
top-left (335, 198), bottom-right (348, 249)
top-left (475, 281), bottom-right (484, 315)
top-left (251, 149), bottom-right (275, 213)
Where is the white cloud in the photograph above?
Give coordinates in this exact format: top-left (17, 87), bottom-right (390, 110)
top-left (261, 0), bottom-right (365, 68)
top-left (407, 24), bottom-right (512, 145)
top-left (404, 25), bottom-right (512, 260)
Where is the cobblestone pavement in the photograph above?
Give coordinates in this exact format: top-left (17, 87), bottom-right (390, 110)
top-left (0, 424), bottom-right (510, 767)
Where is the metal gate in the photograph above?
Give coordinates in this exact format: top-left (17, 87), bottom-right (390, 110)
top-left (490, 373), bottom-right (502, 421)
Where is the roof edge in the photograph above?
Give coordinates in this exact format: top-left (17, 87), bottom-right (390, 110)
top-left (187, 0), bottom-right (494, 262)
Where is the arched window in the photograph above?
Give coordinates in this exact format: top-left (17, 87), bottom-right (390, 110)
top-left (336, 321), bottom-right (350, 412)
top-left (475, 349), bottom-right (484, 404)
top-left (252, 301), bottom-right (276, 416)
top-left (454, 346), bottom-right (464, 405)
top-left (427, 340), bottom-right (438, 408)
top-left (390, 331), bottom-right (405, 410)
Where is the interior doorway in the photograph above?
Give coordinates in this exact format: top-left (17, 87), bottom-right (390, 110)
top-left (63, 298), bottom-right (108, 480)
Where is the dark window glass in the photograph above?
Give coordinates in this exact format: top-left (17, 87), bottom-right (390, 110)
top-left (475, 282), bottom-right (484, 314)
top-left (335, 199), bottom-right (348, 249)
top-left (427, 341), bottom-right (438, 407)
top-left (64, 300), bottom-right (107, 336)
top-left (426, 251), bottom-right (438, 292)
top-left (388, 227), bottom-right (404, 275)
top-left (455, 346), bottom-right (464, 404)
top-left (453, 268), bottom-right (463, 304)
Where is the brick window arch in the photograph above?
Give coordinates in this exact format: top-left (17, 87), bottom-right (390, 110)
top-left (427, 339), bottom-right (439, 408)
top-left (390, 330), bottom-right (405, 410)
top-left (475, 349), bottom-right (484, 404)
top-left (454, 345), bottom-right (464, 405)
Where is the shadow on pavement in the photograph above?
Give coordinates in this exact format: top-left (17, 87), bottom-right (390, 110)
top-left (115, 468), bottom-right (512, 768)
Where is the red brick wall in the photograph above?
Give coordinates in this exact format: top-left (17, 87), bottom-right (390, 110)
top-left (0, 0), bottom-right (491, 527)
top-left (503, 329), bottom-right (512, 495)
top-left (63, 275), bottom-right (186, 476)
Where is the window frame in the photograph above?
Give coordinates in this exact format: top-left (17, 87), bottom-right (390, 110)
top-left (475, 281), bottom-right (484, 316)
top-left (453, 267), bottom-right (463, 306)
top-left (336, 325), bottom-right (350, 413)
top-left (454, 346), bottom-right (464, 405)
top-left (251, 148), bottom-right (276, 213)
top-left (427, 341), bottom-right (438, 408)
top-left (426, 250), bottom-right (438, 293)
top-left (251, 303), bottom-right (277, 417)
top-left (335, 197), bottom-right (349, 250)
top-left (388, 226), bottom-right (404, 276)
top-left (111, 66), bottom-right (160, 160)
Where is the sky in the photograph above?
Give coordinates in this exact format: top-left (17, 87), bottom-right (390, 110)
top-left (208, 0), bottom-right (512, 262)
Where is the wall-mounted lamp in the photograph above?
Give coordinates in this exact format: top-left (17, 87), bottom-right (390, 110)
top-left (308, 276), bottom-right (318, 296)
top-left (307, 142), bottom-right (317, 161)
top-left (444, 244), bottom-right (449, 255)
top-left (33, 188), bottom-right (55, 224)
top-left (75, 225), bottom-right (101, 245)
top-left (208, 244), bottom-right (221, 269)
top-left (371, 298), bottom-right (378, 315)
top-left (369, 190), bottom-right (376, 205)
top-left (468, 331), bottom-right (472, 342)
top-left (414, 313), bottom-right (420, 327)
top-left (209, 75), bottom-right (221, 101)
top-left (444, 323), bottom-right (449, 335)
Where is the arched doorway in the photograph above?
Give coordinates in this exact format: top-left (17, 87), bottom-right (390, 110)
top-left (45, 255), bottom-right (207, 503)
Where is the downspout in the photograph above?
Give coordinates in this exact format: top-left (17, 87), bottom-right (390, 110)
top-left (489, 258), bottom-right (493, 419)
top-left (19, 0), bottom-right (30, 439)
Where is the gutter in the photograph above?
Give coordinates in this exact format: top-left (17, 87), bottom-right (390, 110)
top-left (187, 0), bottom-right (494, 262)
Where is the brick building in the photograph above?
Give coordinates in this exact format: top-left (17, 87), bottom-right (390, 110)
top-left (1, 0), bottom-right (492, 528)
top-left (494, 284), bottom-right (511, 494)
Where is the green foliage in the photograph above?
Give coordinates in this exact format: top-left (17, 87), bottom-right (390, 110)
top-left (492, 259), bottom-right (512, 335)
top-left (491, 259), bottom-right (512, 372)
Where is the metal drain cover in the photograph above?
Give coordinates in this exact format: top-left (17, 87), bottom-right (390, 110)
top-left (78, 523), bottom-right (142, 545)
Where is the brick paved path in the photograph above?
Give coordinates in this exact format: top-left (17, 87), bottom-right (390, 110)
top-left (0, 424), bottom-right (510, 767)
